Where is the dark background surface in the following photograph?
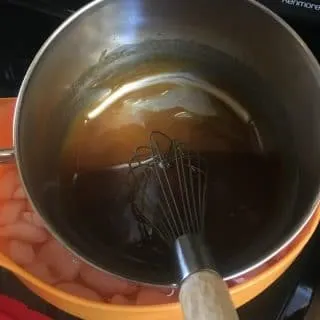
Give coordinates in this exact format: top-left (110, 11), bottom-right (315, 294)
top-left (0, 1), bottom-right (320, 319)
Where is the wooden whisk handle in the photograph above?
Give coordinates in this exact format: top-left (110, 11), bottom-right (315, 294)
top-left (179, 270), bottom-right (239, 320)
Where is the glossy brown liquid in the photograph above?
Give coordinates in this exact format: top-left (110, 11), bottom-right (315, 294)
top-left (59, 60), bottom-right (284, 273)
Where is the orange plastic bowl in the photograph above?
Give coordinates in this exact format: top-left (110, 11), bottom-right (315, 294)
top-left (0, 97), bottom-right (319, 319)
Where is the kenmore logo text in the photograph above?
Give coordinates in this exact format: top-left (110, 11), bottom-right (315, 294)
top-left (282, 0), bottom-right (320, 10)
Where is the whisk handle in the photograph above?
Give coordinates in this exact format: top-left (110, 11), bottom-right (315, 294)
top-left (179, 270), bottom-right (239, 320)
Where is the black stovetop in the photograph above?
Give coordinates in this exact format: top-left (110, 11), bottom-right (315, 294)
top-left (1, 1), bottom-right (320, 319)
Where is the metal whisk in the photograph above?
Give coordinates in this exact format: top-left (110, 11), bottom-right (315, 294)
top-left (129, 131), bottom-right (206, 243)
top-left (129, 131), bottom-right (239, 320)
